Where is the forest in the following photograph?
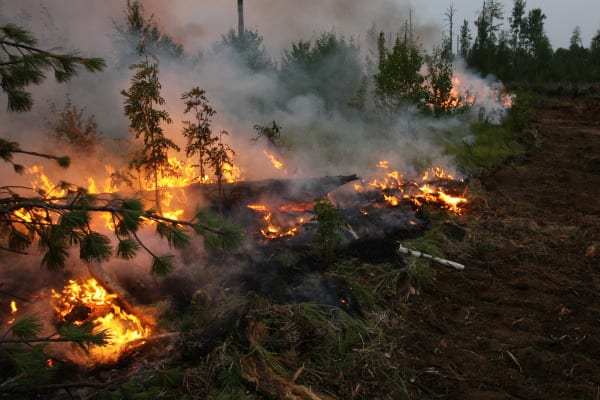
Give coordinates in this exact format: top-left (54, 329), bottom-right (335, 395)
top-left (1, 0), bottom-right (599, 399)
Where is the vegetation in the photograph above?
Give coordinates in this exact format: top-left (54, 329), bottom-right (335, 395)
top-left (121, 44), bottom-right (180, 212)
top-left (116, 0), bottom-right (183, 58)
top-left (1, 1), bottom-right (599, 397)
top-left (0, 23), bottom-right (105, 112)
top-left (47, 98), bottom-right (103, 155)
top-left (181, 87), bottom-right (219, 181)
top-left (312, 197), bottom-right (345, 263)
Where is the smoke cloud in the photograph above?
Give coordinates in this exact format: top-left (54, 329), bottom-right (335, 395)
top-left (0, 0), bottom-right (510, 335)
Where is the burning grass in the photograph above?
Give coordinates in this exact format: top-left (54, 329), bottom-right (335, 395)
top-left (51, 278), bottom-right (151, 363)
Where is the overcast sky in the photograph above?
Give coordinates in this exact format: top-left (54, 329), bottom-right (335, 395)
top-left (420, 0), bottom-right (600, 49)
top-left (1, 1), bottom-right (598, 55)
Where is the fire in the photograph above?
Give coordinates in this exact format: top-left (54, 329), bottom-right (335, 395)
top-left (360, 162), bottom-right (468, 214)
top-left (10, 300), bottom-right (17, 314)
top-left (247, 203), bottom-right (306, 239)
top-left (263, 150), bottom-right (284, 170)
top-left (26, 165), bottom-right (67, 198)
top-left (52, 278), bottom-right (150, 363)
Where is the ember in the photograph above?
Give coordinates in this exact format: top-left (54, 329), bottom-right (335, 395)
top-left (247, 203), bottom-right (305, 239)
top-left (51, 278), bottom-right (151, 363)
top-left (356, 163), bottom-right (468, 214)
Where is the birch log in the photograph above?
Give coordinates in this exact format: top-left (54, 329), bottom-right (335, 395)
top-left (398, 244), bottom-right (465, 270)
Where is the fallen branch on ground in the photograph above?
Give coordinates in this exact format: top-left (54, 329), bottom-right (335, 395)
top-left (398, 244), bottom-right (465, 270)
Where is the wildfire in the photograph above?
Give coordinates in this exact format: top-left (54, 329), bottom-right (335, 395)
top-left (359, 162), bottom-right (468, 214)
top-left (247, 203), bottom-right (306, 239)
top-left (263, 150), bottom-right (284, 170)
top-left (8, 300), bottom-right (17, 324)
top-left (26, 165), bottom-right (67, 198)
top-left (51, 278), bottom-right (150, 363)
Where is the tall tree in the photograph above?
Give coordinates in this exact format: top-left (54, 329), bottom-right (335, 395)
top-left (280, 31), bottom-right (364, 112)
top-left (237, 0), bottom-right (244, 40)
top-left (374, 32), bottom-right (427, 113)
top-left (215, 28), bottom-right (272, 71)
top-left (117, 0), bottom-right (183, 58)
top-left (470, 0), bottom-right (504, 74)
top-left (444, 4), bottom-right (457, 54)
top-left (427, 44), bottom-right (458, 117)
top-left (458, 19), bottom-right (472, 59)
top-left (509, 0), bottom-right (527, 75)
top-left (522, 8), bottom-right (552, 82)
top-left (591, 30), bottom-right (600, 78)
top-left (121, 45), bottom-right (180, 213)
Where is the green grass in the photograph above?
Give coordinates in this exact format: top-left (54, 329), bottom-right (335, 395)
top-left (445, 122), bottom-right (524, 175)
top-left (443, 91), bottom-right (535, 175)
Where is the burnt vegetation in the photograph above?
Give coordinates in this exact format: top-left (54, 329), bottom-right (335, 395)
top-left (1, 0), bottom-right (600, 399)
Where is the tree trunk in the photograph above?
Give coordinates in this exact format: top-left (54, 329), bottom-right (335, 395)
top-left (237, 0), bottom-right (244, 39)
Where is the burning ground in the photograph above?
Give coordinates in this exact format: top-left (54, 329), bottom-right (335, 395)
top-left (3, 1), bottom-right (594, 399)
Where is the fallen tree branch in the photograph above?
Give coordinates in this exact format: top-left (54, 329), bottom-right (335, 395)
top-left (398, 244), bottom-right (465, 270)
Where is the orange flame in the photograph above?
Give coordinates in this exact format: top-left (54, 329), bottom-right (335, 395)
top-left (263, 150), bottom-right (284, 170)
top-left (52, 278), bottom-right (151, 363)
top-left (363, 162), bottom-right (468, 214)
top-left (247, 203), bottom-right (305, 239)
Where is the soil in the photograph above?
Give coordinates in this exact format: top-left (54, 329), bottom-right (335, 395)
top-left (397, 96), bottom-right (600, 399)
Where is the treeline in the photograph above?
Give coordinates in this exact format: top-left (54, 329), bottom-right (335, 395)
top-left (456, 0), bottom-right (600, 88)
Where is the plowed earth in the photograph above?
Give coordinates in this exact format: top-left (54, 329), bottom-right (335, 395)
top-left (398, 96), bottom-right (600, 399)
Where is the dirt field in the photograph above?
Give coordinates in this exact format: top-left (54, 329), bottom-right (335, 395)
top-left (398, 96), bottom-right (600, 399)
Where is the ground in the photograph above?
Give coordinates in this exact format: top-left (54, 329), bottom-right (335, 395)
top-left (3, 95), bottom-right (599, 400)
top-left (397, 95), bottom-right (600, 399)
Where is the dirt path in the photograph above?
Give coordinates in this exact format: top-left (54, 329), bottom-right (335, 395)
top-left (400, 97), bottom-right (600, 399)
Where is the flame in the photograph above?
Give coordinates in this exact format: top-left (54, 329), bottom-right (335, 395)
top-left (26, 166), bottom-right (67, 198)
top-left (364, 162), bottom-right (468, 214)
top-left (263, 150), bottom-right (284, 170)
top-left (52, 278), bottom-right (150, 363)
top-left (46, 358), bottom-right (54, 368)
top-left (247, 203), bottom-right (305, 239)
top-left (10, 300), bottom-right (17, 314)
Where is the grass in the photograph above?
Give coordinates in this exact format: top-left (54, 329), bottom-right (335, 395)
top-left (443, 91), bottom-right (535, 176)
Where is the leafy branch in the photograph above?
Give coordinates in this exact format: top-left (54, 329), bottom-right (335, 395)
top-left (0, 187), bottom-right (242, 274)
top-left (0, 23), bottom-right (105, 112)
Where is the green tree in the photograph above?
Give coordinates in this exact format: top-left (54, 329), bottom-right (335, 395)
top-left (215, 28), bottom-right (272, 71)
top-left (469, 0), bottom-right (504, 75)
top-left (0, 23), bottom-right (105, 112)
top-left (374, 32), bottom-right (427, 113)
top-left (509, 0), bottom-right (528, 77)
top-left (458, 19), bottom-right (472, 59)
top-left (591, 30), bottom-right (600, 78)
top-left (522, 8), bottom-right (552, 82)
top-left (116, 0), bottom-right (183, 58)
top-left (565, 26), bottom-right (591, 83)
top-left (181, 87), bottom-right (218, 181)
top-left (121, 45), bottom-right (180, 213)
top-left (207, 130), bottom-right (235, 213)
top-left (280, 31), bottom-right (364, 112)
top-left (427, 45), bottom-right (461, 117)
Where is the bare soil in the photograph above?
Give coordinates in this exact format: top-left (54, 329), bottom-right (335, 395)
top-left (398, 96), bottom-right (600, 399)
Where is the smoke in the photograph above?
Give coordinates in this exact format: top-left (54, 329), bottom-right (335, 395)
top-left (0, 1), bottom-right (511, 345)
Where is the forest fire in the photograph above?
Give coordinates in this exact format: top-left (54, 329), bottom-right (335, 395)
top-left (357, 163), bottom-right (468, 214)
top-left (247, 203), bottom-right (306, 239)
top-left (51, 278), bottom-right (151, 363)
top-left (263, 150), bottom-right (284, 170)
